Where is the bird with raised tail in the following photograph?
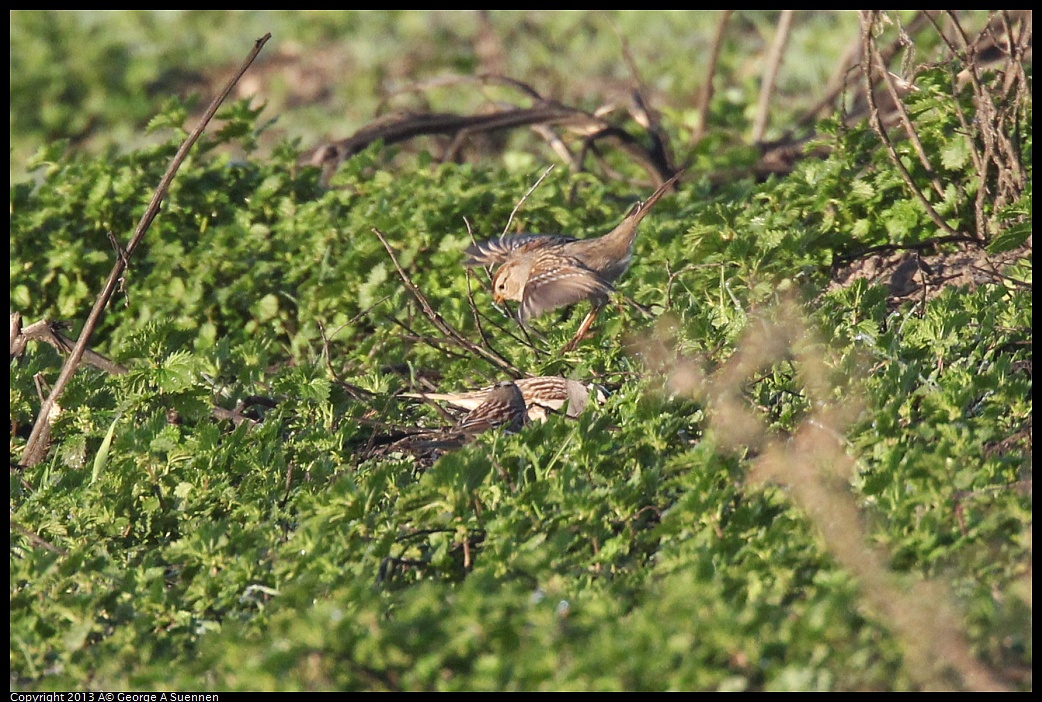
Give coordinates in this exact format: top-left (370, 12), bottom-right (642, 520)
top-left (465, 170), bottom-right (683, 349)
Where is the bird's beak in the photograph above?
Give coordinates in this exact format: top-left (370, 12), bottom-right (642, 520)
top-left (493, 292), bottom-right (505, 304)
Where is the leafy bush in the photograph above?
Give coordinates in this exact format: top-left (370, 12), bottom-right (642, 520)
top-left (10, 10), bottom-right (1031, 692)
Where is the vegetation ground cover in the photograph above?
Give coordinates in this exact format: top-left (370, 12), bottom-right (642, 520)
top-left (10, 10), bottom-right (1031, 691)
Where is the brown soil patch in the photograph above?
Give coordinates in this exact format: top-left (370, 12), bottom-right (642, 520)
top-left (826, 239), bottom-right (1032, 306)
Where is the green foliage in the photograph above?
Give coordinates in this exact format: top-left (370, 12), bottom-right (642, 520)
top-left (10, 10), bottom-right (1031, 693)
top-left (11, 11), bottom-right (861, 182)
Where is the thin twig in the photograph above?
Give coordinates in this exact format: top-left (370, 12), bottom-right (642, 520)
top-left (11, 315), bottom-right (127, 375)
top-left (999, 11), bottom-right (1032, 105)
top-left (950, 11), bottom-right (1029, 211)
top-left (385, 316), bottom-right (476, 364)
top-left (859, 13), bottom-right (965, 242)
top-left (463, 269), bottom-right (518, 364)
top-left (501, 165), bottom-right (555, 236)
top-left (938, 12), bottom-right (996, 241)
top-left (462, 272), bottom-right (546, 352)
top-left (316, 294), bottom-right (392, 381)
top-left (942, 57), bottom-right (986, 187)
top-left (870, 30), bottom-right (946, 199)
top-left (752, 10), bottom-right (795, 144)
top-left (462, 216), bottom-right (492, 284)
top-left (20, 33), bottom-right (272, 467)
top-left (961, 10), bottom-right (1029, 225)
top-left (373, 227), bottom-right (521, 375)
top-left (693, 11), bottom-right (733, 144)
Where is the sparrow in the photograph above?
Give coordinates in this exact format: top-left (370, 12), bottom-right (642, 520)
top-left (379, 381), bottom-right (527, 460)
top-left (403, 376), bottom-right (606, 423)
top-left (464, 171), bottom-right (683, 343)
top-left (453, 381), bottom-right (528, 435)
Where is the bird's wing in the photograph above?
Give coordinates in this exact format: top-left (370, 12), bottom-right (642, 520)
top-left (464, 233), bottom-right (575, 266)
top-left (455, 383), bottom-right (526, 434)
top-left (519, 256), bottom-right (613, 322)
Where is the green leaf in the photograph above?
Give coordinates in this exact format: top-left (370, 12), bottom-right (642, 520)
top-left (91, 414), bottom-right (120, 485)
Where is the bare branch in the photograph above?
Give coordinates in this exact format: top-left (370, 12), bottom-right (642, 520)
top-left (858, 13), bottom-right (965, 241)
top-left (309, 74), bottom-right (676, 185)
top-left (869, 42), bottom-right (946, 200)
top-left (752, 10), bottom-right (795, 144)
top-left (693, 11), bottom-right (734, 144)
top-left (11, 316), bottom-right (128, 375)
top-left (19, 33), bottom-right (272, 466)
top-left (372, 227), bottom-right (521, 376)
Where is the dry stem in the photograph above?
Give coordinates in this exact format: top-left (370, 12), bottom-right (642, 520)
top-left (20, 33), bottom-right (272, 467)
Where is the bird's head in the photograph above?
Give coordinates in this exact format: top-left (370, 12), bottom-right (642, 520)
top-left (491, 262), bottom-right (526, 304)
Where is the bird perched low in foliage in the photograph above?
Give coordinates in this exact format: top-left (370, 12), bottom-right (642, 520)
top-left (404, 376), bottom-right (605, 423)
top-left (465, 170), bottom-right (682, 349)
top-left (452, 380), bottom-right (528, 435)
top-left (375, 381), bottom-right (528, 462)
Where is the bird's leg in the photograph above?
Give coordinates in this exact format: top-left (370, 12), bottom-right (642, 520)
top-left (561, 304), bottom-right (603, 353)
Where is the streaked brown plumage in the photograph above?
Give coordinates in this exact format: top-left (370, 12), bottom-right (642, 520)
top-left (465, 170), bottom-right (683, 324)
top-left (381, 382), bottom-right (527, 459)
top-left (404, 376), bottom-right (605, 423)
top-left (453, 381), bottom-right (527, 435)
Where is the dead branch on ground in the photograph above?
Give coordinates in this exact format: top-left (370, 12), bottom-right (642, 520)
top-left (308, 74), bottom-right (676, 187)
